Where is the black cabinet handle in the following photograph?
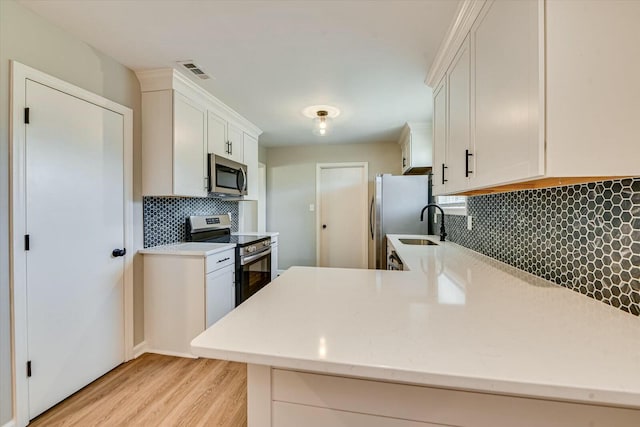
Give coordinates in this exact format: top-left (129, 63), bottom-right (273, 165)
top-left (112, 248), bottom-right (126, 257)
top-left (322, 224), bottom-right (327, 229)
top-left (402, 157), bottom-right (406, 168)
top-left (230, 141), bottom-right (233, 155)
top-left (441, 163), bottom-right (448, 185)
top-left (465, 149), bottom-right (473, 177)
top-left (217, 257), bottom-right (230, 263)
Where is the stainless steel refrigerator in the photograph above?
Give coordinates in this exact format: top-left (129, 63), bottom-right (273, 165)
top-left (370, 174), bottom-right (431, 269)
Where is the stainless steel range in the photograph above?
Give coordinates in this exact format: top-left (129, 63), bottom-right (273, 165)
top-left (186, 215), bottom-right (272, 306)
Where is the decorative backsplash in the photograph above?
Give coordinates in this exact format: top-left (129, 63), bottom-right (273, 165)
top-left (442, 178), bottom-right (640, 316)
top-left (143, 197), bottom-right (239, 247)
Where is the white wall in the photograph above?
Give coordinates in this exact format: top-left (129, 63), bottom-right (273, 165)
top-left (0, 1), bottom-right (143, 423)
top-left (266, 142), bottom-right (401, 270)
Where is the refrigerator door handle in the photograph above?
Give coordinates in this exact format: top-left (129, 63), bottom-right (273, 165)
top-left (369, 196), bottom-right (374, 239)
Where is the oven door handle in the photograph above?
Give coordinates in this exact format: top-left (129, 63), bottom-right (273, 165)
top-left (240, 247), bottom-right (272, 266)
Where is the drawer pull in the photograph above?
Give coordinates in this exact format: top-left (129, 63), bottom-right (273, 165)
top-left (217, 257), bottom-right (230, 263)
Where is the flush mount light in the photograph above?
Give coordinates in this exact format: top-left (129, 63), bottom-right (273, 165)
top-left (302, 105), bottom-right (340, 137)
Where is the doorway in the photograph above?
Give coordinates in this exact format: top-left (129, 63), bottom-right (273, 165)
top-left (316, 163), bottom-right (368, 268)
top-left (11, 62), bottom-right (134, 424)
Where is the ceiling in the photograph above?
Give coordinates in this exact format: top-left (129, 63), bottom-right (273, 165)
top-left (20, 0), bottom-right (460, 147)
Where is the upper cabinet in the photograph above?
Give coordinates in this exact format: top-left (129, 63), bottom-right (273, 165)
top-left (427, 0), bottom-right (640, 195)
top-left (243, 133), bottom-right (259, 201)
top-left (208, 110), bottom-right (244, 164)
top-left (137, 69), bottom-right (262, 197)
top-left (140, 89), bottom-right (207, 197)
top-left (399, 122), bottom-right (432, 175)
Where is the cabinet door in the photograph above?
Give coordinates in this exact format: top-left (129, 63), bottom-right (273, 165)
top-left (472, 0), bottom-right (542, 188)
top-left (207, 111), bottom-right (228, 158)
top-left (205, 264), bottom-right (235, 328)
top-left (227, 123), bottom-right (244, 163)
top-left (432, 78), bottom-right (447, 196)
top-left (446, 36), bottom-right (471, 193)
top-left (173, 92), bottom-right (207, 197)
top-left (243, 133), bottom-right (259, 200)
top-left (400, 136), bottom-right (410, 174)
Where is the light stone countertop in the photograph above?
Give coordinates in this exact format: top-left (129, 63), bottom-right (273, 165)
top-left (191, 235), bottom-right (640, 408)
top-left (138, 242), bottom-right (236, 256)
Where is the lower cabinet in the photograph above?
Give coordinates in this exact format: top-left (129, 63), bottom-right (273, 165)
top-left (205, 264), bottom-right (235, 328)
top-left (254, 367), bottom-right (640, 427)
top-left (143, 248), bottom-right (235, 357)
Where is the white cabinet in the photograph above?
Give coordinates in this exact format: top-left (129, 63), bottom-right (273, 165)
top-left (428, 0), bottom-right (640, 195)
top-left (143, 248), bottom-right (235, 357)
top-left (444, 35), bottom-right (471, 193)
top-left (432, 78), bottom-right (447, 195)
top-left (243, 132), bottom-right (259, 201)
top-left (207, 112), bottom-right (244, 164)
top-left (137, 68), bottom-right (262, 196)
top-left (398, 122), bottom-right (432, 175)
top-left (205, 263), bottom-right (235, 328)
top-left (471, 0), bottom-right (541, 189)
top-left (141, 89), bottom-right (207, 197)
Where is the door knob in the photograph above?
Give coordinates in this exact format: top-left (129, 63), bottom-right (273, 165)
top-left (322, 224), bottom-right (327, 229)
top-left (112, 248), bottom-right (126, 257)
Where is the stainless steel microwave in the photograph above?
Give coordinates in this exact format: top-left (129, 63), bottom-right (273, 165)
top-left (208, 154), bottom-right (248, 197)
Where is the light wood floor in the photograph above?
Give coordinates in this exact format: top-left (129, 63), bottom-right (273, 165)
top-left (30, 353), bottom-right (247, 427)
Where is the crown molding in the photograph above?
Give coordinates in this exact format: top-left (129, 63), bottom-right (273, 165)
top-left (135, 68), bottom-right (262, 138)
top-left (425, 0), bottom-right (487, 88)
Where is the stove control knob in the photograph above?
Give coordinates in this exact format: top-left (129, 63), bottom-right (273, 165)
top-left (248, 246), bottom-right (256, 253)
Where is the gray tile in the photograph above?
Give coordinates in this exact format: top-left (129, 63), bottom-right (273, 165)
top-left (143, 196), bottom-right (239, 247)
top-left (444, 178), bottom-right (640, 316)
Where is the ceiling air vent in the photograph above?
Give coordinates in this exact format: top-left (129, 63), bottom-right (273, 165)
top-left (177, 61), bottom-right (211, 80)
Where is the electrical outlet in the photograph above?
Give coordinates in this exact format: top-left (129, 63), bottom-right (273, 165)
top-left (467, 215), bottom-right (473, 230)
top-left (309, 204), bottom-right (315, 212)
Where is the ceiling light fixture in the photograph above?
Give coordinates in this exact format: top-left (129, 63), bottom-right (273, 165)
top-left (302, 105), bottom-right (340, 137)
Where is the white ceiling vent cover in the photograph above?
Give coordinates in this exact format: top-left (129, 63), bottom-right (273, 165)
top-left (177, 61), bottom-right (211, 80)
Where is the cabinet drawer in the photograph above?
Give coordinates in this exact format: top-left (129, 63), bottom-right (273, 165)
top-left (272, 369), bottom-right (640, 427)
top-left (206, 249), bottom-right (234, 273)
top-left (273, 401), bottom-right (438, 427)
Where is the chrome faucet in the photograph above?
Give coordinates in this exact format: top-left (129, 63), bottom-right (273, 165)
top-left (420, 204), bottom-right (447, 242)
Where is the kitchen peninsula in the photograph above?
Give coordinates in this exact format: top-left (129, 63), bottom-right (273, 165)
top-left (191, 237), bottom-right (640, 426)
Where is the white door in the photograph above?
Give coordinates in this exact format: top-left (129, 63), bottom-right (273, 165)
top-left (173, 92), bottom-right (207, 197)
top-left (207, 110), bottom-right (228, 157)
top-left (317, 164), bottom-right (368, 268)
top-left (227, 123), bottom-right (244, 164)
top-left (25, 80), bottom-right (125, 418)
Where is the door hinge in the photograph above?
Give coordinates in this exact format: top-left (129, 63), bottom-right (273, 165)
top-left (27, 361), bottom-right (32, 377)
top-left (24, 107), bottom-right (30, 124)
top-left (25, 234), bottom-right (30, 251)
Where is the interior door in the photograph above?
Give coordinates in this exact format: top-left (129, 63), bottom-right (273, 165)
top-left (318, 165), bottom-right (368, 268)
top-left (25, 80), bottom-right (125, 419)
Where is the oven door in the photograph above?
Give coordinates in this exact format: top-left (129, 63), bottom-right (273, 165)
top-left (236, 248), bottom-right (272, 306)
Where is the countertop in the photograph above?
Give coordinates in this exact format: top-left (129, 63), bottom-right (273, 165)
top-left (191, 235), bottom-right (640, 408)
top-left (138, 242), bottom-right (236, 256)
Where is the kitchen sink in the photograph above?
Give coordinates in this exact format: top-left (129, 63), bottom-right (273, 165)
top-left (399, 238), bottom-right (438, 246)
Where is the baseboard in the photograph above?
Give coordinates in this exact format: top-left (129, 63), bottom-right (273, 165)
top-left (2, 419), bottom-right (16, 427)
top-left (277, 269), bottom-right (286, 276)
top-left (145, 348), bottom-right (198, 359)
top-left (132, 341), bottom-right (148, 358)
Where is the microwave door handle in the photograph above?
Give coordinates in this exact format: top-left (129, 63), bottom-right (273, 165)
top-left (241, 167), bottom-right (248, 192)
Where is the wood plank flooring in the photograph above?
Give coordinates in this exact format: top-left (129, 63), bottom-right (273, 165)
top-left (29, 353), bottom-right (247, 427)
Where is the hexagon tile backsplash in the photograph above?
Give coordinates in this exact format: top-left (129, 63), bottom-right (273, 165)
top-left (443, 178), bottom-right (640, 316)
top-left (143, 197), bottom-right (239, 247)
